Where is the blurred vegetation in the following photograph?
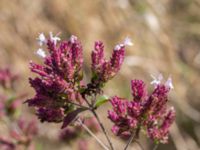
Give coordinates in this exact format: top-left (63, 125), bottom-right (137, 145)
top-left (0, 0), bottom-right (200, 149)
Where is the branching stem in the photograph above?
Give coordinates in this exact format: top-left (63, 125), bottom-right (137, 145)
top-left (124, 127), bottom-right (140, 150)
top-left (77, 118), bottom-right (109, 150)
top-left (91, 109), bottom-right (114, 150)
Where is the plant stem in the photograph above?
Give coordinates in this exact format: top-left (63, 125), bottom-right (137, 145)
top-left (77, 118), bottom-right (109, 150)
top-left (67, 101), bottom-right (90, 109)
top-left (152, 144), bottom-right (159, 150)
top-left (134, 140), bottom-right (145, 150)
top-left (124, 132), bottom-right (136, 150)
top-left (124, 127), bottom-right (140, 150)
top-left (82, 94), bottom-right (114, 150)
top-left (91, 109), bottom-right (114, 150)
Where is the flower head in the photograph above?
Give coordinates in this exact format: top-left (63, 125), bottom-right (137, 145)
top-left (90, 38), bottom-right (128, 92)
top-left (27, 34), bottom-right (85, 125)
top-left (108, 79), bottom-right (175, 143)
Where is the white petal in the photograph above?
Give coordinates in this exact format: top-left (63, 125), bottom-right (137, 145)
top-left (123, 37), bottom-right (133, 46)
top-left (37, 33), bottom-right (46, 46)
top-left (36, 48), bottom-right (46, 58)
top-left (70, 35), bottom-right (77, 43)
top-left (150, 73), bottom-right (163, 86)
top-left (49, 32), bottom-right (60, 45)
top-left (158, 73), bottom-right (163, 81)
top-left (165, 76), bottom-right (174, 89)
top-left (114, 44), bottom-right (121, 51)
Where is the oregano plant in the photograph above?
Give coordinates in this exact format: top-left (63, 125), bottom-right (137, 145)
top-left (25, 32), bottom-right (175, 150)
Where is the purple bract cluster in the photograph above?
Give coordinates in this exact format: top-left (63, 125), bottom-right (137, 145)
top-left (108, 79), bottom-right (175, 143)
top-left (26, 33), bottom-right (126, 127)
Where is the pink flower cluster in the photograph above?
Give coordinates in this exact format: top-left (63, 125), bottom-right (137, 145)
top-left (85, 41), bottom-right (126, 95)
top-left (26, 33), bottom-right (127, 127)
top-left (108, 79), bottom-right (175, 143)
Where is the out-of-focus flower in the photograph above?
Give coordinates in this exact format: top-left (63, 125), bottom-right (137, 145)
top-left (0, 68), bottom-right (18, 89)
top-left (108, 79), bottom-right (175, 143)
top-left (0, 118), bottom-right (38, 150)
top-left (59, 127), bottom-right (79, 142)
top-left (0, 68), bottom-right (24, 118)
top-left (59, 117), bottom-right (99, 143)
top-left (0, 137), bottom-right (15, 150)
top-left (83, 117), bottom-right (100, 133)
top-left (78, 139), bottom-right (88, 150)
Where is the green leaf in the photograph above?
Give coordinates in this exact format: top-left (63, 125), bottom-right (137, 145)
top-left (94, 95), bottom-right (109, 108)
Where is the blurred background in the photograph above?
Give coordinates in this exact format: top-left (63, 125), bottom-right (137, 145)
top-left (0, 0), bottom-right (200, 149)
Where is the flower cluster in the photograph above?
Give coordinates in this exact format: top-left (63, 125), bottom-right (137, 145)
top-left (108, 77), bottom-right (175, 143)
top-left (89, 38), bottom-right (132, 94)
top-left (26, 33), bottom-right (131, 127)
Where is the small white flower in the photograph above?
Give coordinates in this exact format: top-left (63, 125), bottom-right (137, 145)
top-left (150, 73), bottom-right (163, 86)
top-left (114, 44), bottom-right (121, 51)
top-left (114, 37), bottom-right (133, 51)
top-left (37, 33), bottom-right (46, 46)
top-left (36, 48), bottom-right (46, 58)
top-left (165, 76), bottom-right (174, 89)
top-left (70, 35), bottom-right (78, 43)
top-left (123, 37), bottom-right (133, 46)
top-left (49, 32), bottom-right (61, 45)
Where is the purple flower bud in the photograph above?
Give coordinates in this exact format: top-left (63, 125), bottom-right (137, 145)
top-left (131, 79), bottom-right (147, 102)
top-left (108, 110), bottom-right (119, 122)
top-left (91, 41), bottom-right (105, 74)
top-left (111, 125), bottom-right (120, 135)
top-left (110, 45), bottom-right (125, 74)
